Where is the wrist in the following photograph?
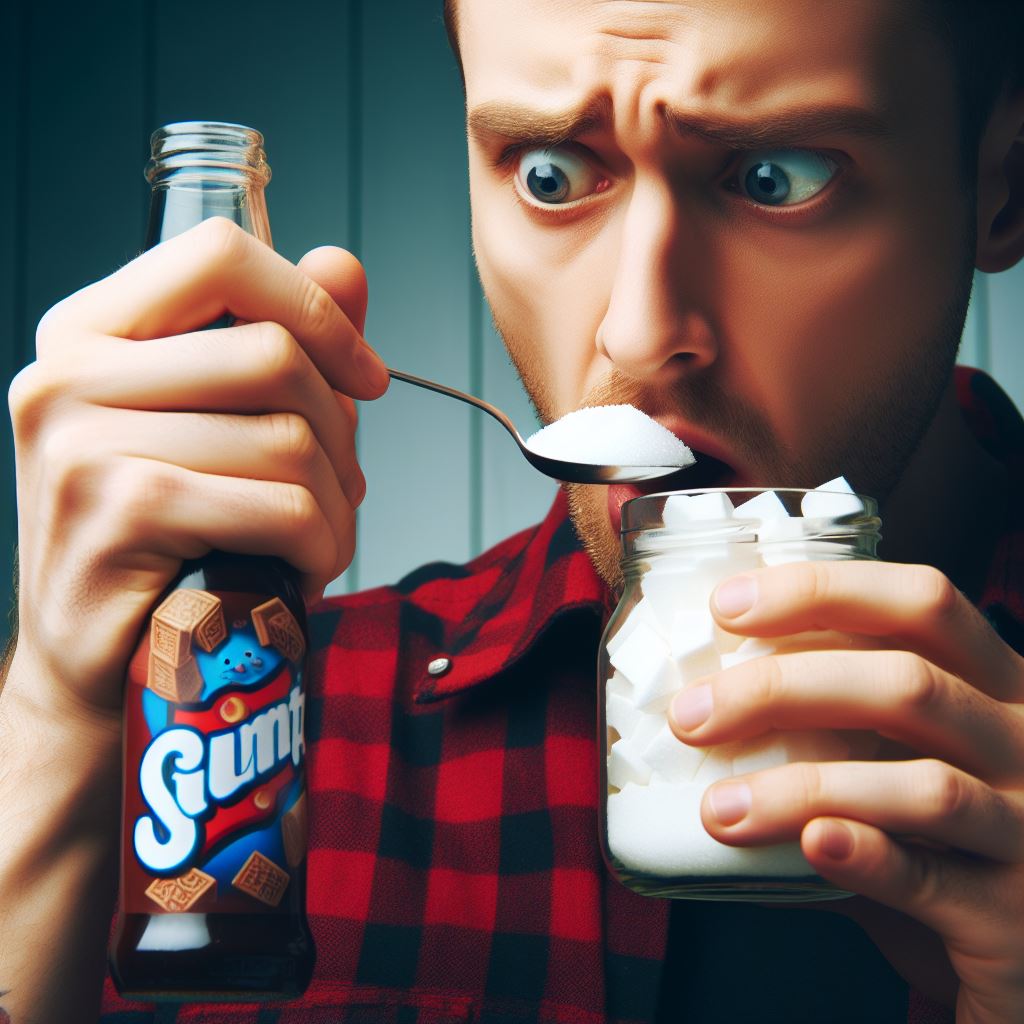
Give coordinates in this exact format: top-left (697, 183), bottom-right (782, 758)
top-left (1, 644), bottom-right (123, 754)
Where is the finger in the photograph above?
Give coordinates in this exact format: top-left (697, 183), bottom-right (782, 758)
top-left (296, 246), bottom-right (369, 335)
top-left (95, 456), bottom-right (354, 599)
top-left (669, 648), bottom-right (1022, 782)
top-left (700, 758), bottom-right (1024, 862)
top-left (53, 405), bottom-right (360, 526)
top-left (40, 218), bottom-right (388, 399)
top-left (44, 323), bottom-right (363, 506)
top-left (709, 561), bottom-right (1022, 702)
top-left (801, 817), bottom-right (1000, 942)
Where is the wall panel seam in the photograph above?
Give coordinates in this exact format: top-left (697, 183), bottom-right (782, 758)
top-left (349, 0), bottom-right (364, 593)
top-left (14, 0), bottom-right (31, 370)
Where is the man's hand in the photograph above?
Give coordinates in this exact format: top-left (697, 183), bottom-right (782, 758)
top-left (668, 560), bottom-right (1024, 1022)
top-left (6, 218), bottom-right (387, 721)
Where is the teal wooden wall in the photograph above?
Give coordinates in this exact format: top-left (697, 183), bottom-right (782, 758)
top-left (2, 0), bottom-right (1022, 649)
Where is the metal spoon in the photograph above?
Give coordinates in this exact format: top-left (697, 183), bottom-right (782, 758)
top-left (388, 368), bottom-right (686, 484)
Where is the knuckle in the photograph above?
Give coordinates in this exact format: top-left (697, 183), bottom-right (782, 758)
top-left (750, 655), bottom-right (786, 715)
top-left (891, 651), bottom-right (941, 711)
top-left (279, 483), bottom-right (322, 534)
top-left (916, 759), bottom-right (966, 820)
top-left (791, 561), bottom-right (832, 607)
top-left (40, 419), bottom-right (94, 481)
top-left (8, 362), bottom-right (51, 439)
top-left (297, 278), bottom-right (338, 338)
top-left (193, 215), bottom-right (250, 265)
top-left (110, 460), bottom-right (182, 534)
top-left (34, 300), bottom-right (70, 354)
top-left (789, 762), bottom-right (826, 809)
top-left (906, 565), bottom-right (958, 624)
top-left (268, 412), bottom-right (319, 473)
top-left (254, 320), bottom-right (306, 389)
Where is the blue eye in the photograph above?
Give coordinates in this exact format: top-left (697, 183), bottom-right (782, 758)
top-left (736, 150), bottom-right (837, 207)
top-left (515, 147), bottom-right (605, 206)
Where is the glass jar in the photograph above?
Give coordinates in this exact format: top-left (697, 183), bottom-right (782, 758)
top-left (599, 486), bottom-right (881, 902)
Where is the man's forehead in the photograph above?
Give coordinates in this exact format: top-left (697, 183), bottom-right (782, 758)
top-left (458, 0), bottom-right (933, 124)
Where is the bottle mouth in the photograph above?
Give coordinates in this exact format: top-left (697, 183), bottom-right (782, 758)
top-left (146, 121), bottom-right (270, 185)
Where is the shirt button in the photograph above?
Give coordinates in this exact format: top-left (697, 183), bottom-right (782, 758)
top-left (427, 656), bottom-right (451, 676)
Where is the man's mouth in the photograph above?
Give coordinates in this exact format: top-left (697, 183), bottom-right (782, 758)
top-left (606, 451), bottom-right (736, 535)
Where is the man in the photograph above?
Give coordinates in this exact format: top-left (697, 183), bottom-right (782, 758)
top-left (2, 0), bottom-right (1024, 1020)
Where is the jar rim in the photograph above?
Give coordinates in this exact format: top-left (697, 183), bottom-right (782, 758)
top-left (621, 486), bottom-right (878, 535)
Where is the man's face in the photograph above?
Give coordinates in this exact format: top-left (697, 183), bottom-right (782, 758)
top-left (462, 0), bottom-right (975, 587)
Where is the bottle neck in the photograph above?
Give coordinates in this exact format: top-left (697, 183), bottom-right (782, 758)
top-left (144, 121), bottom-right (272, 250)
top-left (144, 181), bottom-right (271, 250)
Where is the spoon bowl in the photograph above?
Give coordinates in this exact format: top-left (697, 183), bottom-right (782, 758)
top-left (388, 368), bottom-right (688, 484)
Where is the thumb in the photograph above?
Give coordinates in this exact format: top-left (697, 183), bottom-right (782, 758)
top-left (297, 245), bottom-right (370, 336)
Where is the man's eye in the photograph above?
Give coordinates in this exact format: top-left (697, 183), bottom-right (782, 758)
top-left (515, 147), bottom-right (605, 205)
top-left (734, 150), bottom-right (838, 207)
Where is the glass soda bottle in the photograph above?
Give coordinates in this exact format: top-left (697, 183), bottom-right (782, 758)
top-left (110, 122), bottom-right (316, 1000)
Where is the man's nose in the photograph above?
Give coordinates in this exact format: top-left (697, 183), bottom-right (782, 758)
top-left (595, 178), bottom-right (718, 381)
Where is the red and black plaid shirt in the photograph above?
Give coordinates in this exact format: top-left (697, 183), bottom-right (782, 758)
top-left (100, 366), bottom-right (1024, 1024)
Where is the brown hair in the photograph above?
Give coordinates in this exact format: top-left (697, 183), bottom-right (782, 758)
top-left (926, 0), bottom-right (1024, 176)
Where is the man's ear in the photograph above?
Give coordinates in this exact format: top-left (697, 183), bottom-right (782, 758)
top-left (975, 86), bottom-right (1024, 273)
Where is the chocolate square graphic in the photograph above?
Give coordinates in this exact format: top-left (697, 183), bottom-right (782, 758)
top-left (231, 850), bottom-right (290, 907)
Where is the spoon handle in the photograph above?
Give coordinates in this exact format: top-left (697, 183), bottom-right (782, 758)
top-left (387, 368), bottom-right (524, 443)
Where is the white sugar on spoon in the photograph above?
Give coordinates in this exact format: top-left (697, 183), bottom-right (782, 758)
top-left (388, 370), bottom-right (697, 484)
top-left (527, 404), bottom-right (695, 470)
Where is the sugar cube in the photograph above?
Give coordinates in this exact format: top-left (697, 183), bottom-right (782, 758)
top-left (608, 736), bottom-right (653, 788)
top-left (609, 620), bottom-right (682, 712)
top-left (734, 490), bottom-right (790, 521)
top-left (800, 476), bottom-right (865, 518)
top-left (642, 722), bottom-right (711, 783)
top-left (663, 491), bottom-right (735, 527)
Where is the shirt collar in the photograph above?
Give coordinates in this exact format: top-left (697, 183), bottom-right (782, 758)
top-left (408, 489), bottom-right (610, 703)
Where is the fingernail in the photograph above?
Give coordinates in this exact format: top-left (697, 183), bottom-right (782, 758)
top-left (819, 820), bottom-right (854, 861)
top-left (708, 781), bottom-right (752, 825)
top-left (357, 345), bottom-right (389, 393)
top-left (714, 575), bottom-right (757, 618)
top-left (671, 684), bottom-right (713, 731)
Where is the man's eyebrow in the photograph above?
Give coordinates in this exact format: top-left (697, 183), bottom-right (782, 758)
top-left (665, 105), bottom-right (895, 148)
top-left (468, 98), bottom-right (894, 150)
top-left (468, 98), bottom-right (613, 149)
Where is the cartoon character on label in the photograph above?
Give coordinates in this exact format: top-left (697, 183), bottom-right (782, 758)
top-left (124, 590), bottom-right (308, 912)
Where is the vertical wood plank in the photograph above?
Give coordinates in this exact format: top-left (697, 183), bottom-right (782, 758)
top-left (983, 264), bottom-right (1024, 413)
top-left (333, 0), bottom-right (365, 595)
top-left (478, 291), bottom-right (558, 551)
top-left (0, 0), bottom-right (27, 647)
top-left (21, 1), bottom-right (148, 348)
top-left (354, 0), bottom-right (475, 589)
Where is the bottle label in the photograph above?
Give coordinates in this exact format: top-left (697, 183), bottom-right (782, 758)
top-left (123, 588), bottom-right (308, 914)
